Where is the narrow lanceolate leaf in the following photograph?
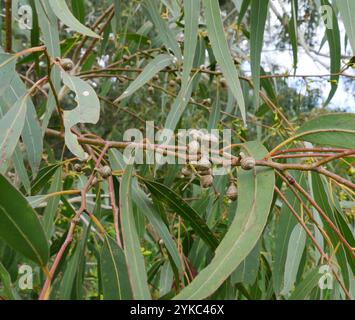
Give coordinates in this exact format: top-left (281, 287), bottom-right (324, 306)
top-left (43, 167), bottom-right (62, 239)
top-left (336, 0), bottom-right (355, 54)
top-left (250, 0), bottom-right (269, 108)
top-left (163, 0), bottom-right (199, 131)
top-left (62, 71), bottom-right (100, 159)
top-left (203, 0), bottom-right (246, 123)
top-left (131, 180), bottom-right (183, 273)
top-left (321, 0), bottom-right (341, 105)
top-left (120, 165), bottom-right (151, 300)
top-left (114, 54), bottom-right (173, 103)
top-left (0, 174), bottom-right (49, 266)
top-left (273, 172), bottom-right (305, 295)
top-left (0, 53), bottom-right (17, 93)
top-left (143, 179), bottom-right (219, 251)
top-left (12, 146), bottom-right (31, 194)
top-left (289, 0), bottom-right (298, 71)
top-left (174, 142), bottom-right (275, 299)
top-left (296, 113), bottom-right (355, 149)
top-left (100, 237), bottom-right (133, 300)
top-left (5, 76), bottom-right (43, 176)
top-left (144, 0), bottom-right (182, 61)
top-left (281, 224), bottom-right (306, 296)
top-left (47, 0), bottom-right (99, 38)
top-left (0, 95), bottom-right (28, 168)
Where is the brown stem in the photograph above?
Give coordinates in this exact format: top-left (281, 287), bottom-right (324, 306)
top-left (5, 0), bottom-right (12, 53)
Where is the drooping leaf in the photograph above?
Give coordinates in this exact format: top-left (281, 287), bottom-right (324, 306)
top-left (62, 71), bottom-right (100, 159)
top-left (203, 0), bottom-right (246, 123)
top-left (174, 142), bottom-right (275, 299)
top-left (321, 0), bottom-right (341, 105)
top-left (250, 0), bottom-right (268, 108)
top-left (0, 261), bottom-right (17, 300)
top-left (296, 113), bottom-right (355, 149)
top-left (336, 0), bottom-right (355, 54)
top-left (48, 0), bottom-right (99, 38)
top-left (281, 224), bottom-right (306, 296)
top-left (120, 165), bottom-right (151, 300)
top-left (144, 0), bottom-right (182, 61)
top-left (289, 0), bottom-right (298, 71)
top-left (100, 237), bottom-right (133, 300)
top-left (114, 54), bottom-right (173, 103)
top-left (0, 174), bottom-right (49, 266)
top-left (142, 179), bottom-right (219, 251)
top-left (289, 268), bottom-right (322, 300)
top-left (0, 53), bottom-right (17, 93)
top-left (0, 95), bottom-right (28, 169)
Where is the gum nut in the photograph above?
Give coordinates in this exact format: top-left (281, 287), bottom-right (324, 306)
top-left (195, 156), bottom-right (211, 171)
top-left (181, 166), bottom-right (193, 176)
top-left (60, 58), bottom-right (74, 71)
top-left (74, 164), bottom-right (82, 172)
top-left (100, 165), bottom-right (112, 178)
top-left (202, 133), bottom-right (219, 144)
top-left (199, 168), bottom-right (212, 176)
top-left (188, 140), bottom-right (200, 154)
top-left (226, 183), bottom-right (238, 201)
top-left (200, 175), bottom-right (213, 188)
top-left (241, 156), bottom-right (256, 170)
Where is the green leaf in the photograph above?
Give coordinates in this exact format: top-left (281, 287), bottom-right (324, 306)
top-left (48, 0), bottom-right (99, 38)
top-left (71, 0), bottom-right (86, 24)
top-left (120, 165), bottom-right (151, 299)
top-left (0, 53), bottom-right (17, 93)
top-left (203, 0), bottom-right (246, 123)
top-left (273, 172), bottom-right (305, 295)
top-left (174, 142), bottom-right (275, 299)
top-left (0, 95), bottom-right (28, 169)
top-left (0, 261), bottom-right (17, 300)
top-left (296, 113), bottom-right (355, 149)
top-left (61, 71), bottom-right (100, 159)
top-left (321, 0), bottom-right (341, 105)
top-left (43, 167), bottom-right (62, 239)
top-left (163, 0), bottom-right (199, 131)
top-left (288, 0), bottom-right (298, 71)
top-left (12, 146), bottom-right (31, 194)
top-left (144, 0), bottom-right (182, 61)
top-left (250, 0), bottom-right (268, 108)
top-left (208, 89), bottom-right (221, 130)
top-left (336, 0), bottom-right (355, 54)
top-left (289, 268), bottom-right (322, 300)
top-left (0, 174), bottom-right (49, 266)
top-left (114, 54), bottom-right (173, 103)
top-left (131, 180), bottom-right (183, 273)
top-left (142, 179), bottom-right (219, 251)
top-left (100, 236), bottom-right (133, 300)
top-left (281, 224), bottom-right (306, 296)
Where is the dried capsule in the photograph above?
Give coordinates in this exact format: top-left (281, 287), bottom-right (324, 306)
top-left (194, 155), bottom-right (211, 171)
top-left (74, 163), bottom-right (82, 173)
top-left (148, 86), bottom-right (154, 94)
top-left (181, 166), bottom-right (193, 177)
top-left (226, 183), bottom-right (238, 201)
top-left (168, 79), bottom-right (176, 87)
top-left (200, 175), bottom-right (213, 188)
top-left (99, 165), bottom-right (112, 179)
top-left (199, 168), bottom-right (212, 176)
top-left (240, 156), bottom-right (256, 170)
top-left (59, 58), bottom-right (74, 71)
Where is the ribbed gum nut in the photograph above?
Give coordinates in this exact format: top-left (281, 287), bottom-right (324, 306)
top-left (226, 183), bottom-right (238, 201)
top-left (60, 58), bottom-right (74, 71)
top-left (74, 164), bottom-right (82, 172)
top-left (195, 155), bottom-right (211, 171)
top-left (200, 175), bottom-right (213, 188)
top-left (240, 156), bottom-right (256, 170)
top-left (99, 165), bottom-right (112, 179)
top-left (199, 168), bottom-right (212, 176)
top-left (181, 166), bottom-right (193, 177)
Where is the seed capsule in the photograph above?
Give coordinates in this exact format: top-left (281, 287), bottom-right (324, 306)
top-left (99, 165), bottom-right (112, 179)
top-left (74, 163), bottom-right (82, 173)
top-left (199, 168), bottom-right (212, 176)
top-left (200, 175), bottom-right (213, 188)
top-left (169, 79), bottom-right (176, 87)
top-left (195, 155), bottom-right (211, 171)
top-left (148, 86), bottom-right (154, 94)
top-left (181, 166), bottom-right (193, 177)
top-left (240, 156), bottom-right (256, 170)
top-left (226, 183), bottom-right (238, 201)
top-left (59, 58), bottom-right (74, 71)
